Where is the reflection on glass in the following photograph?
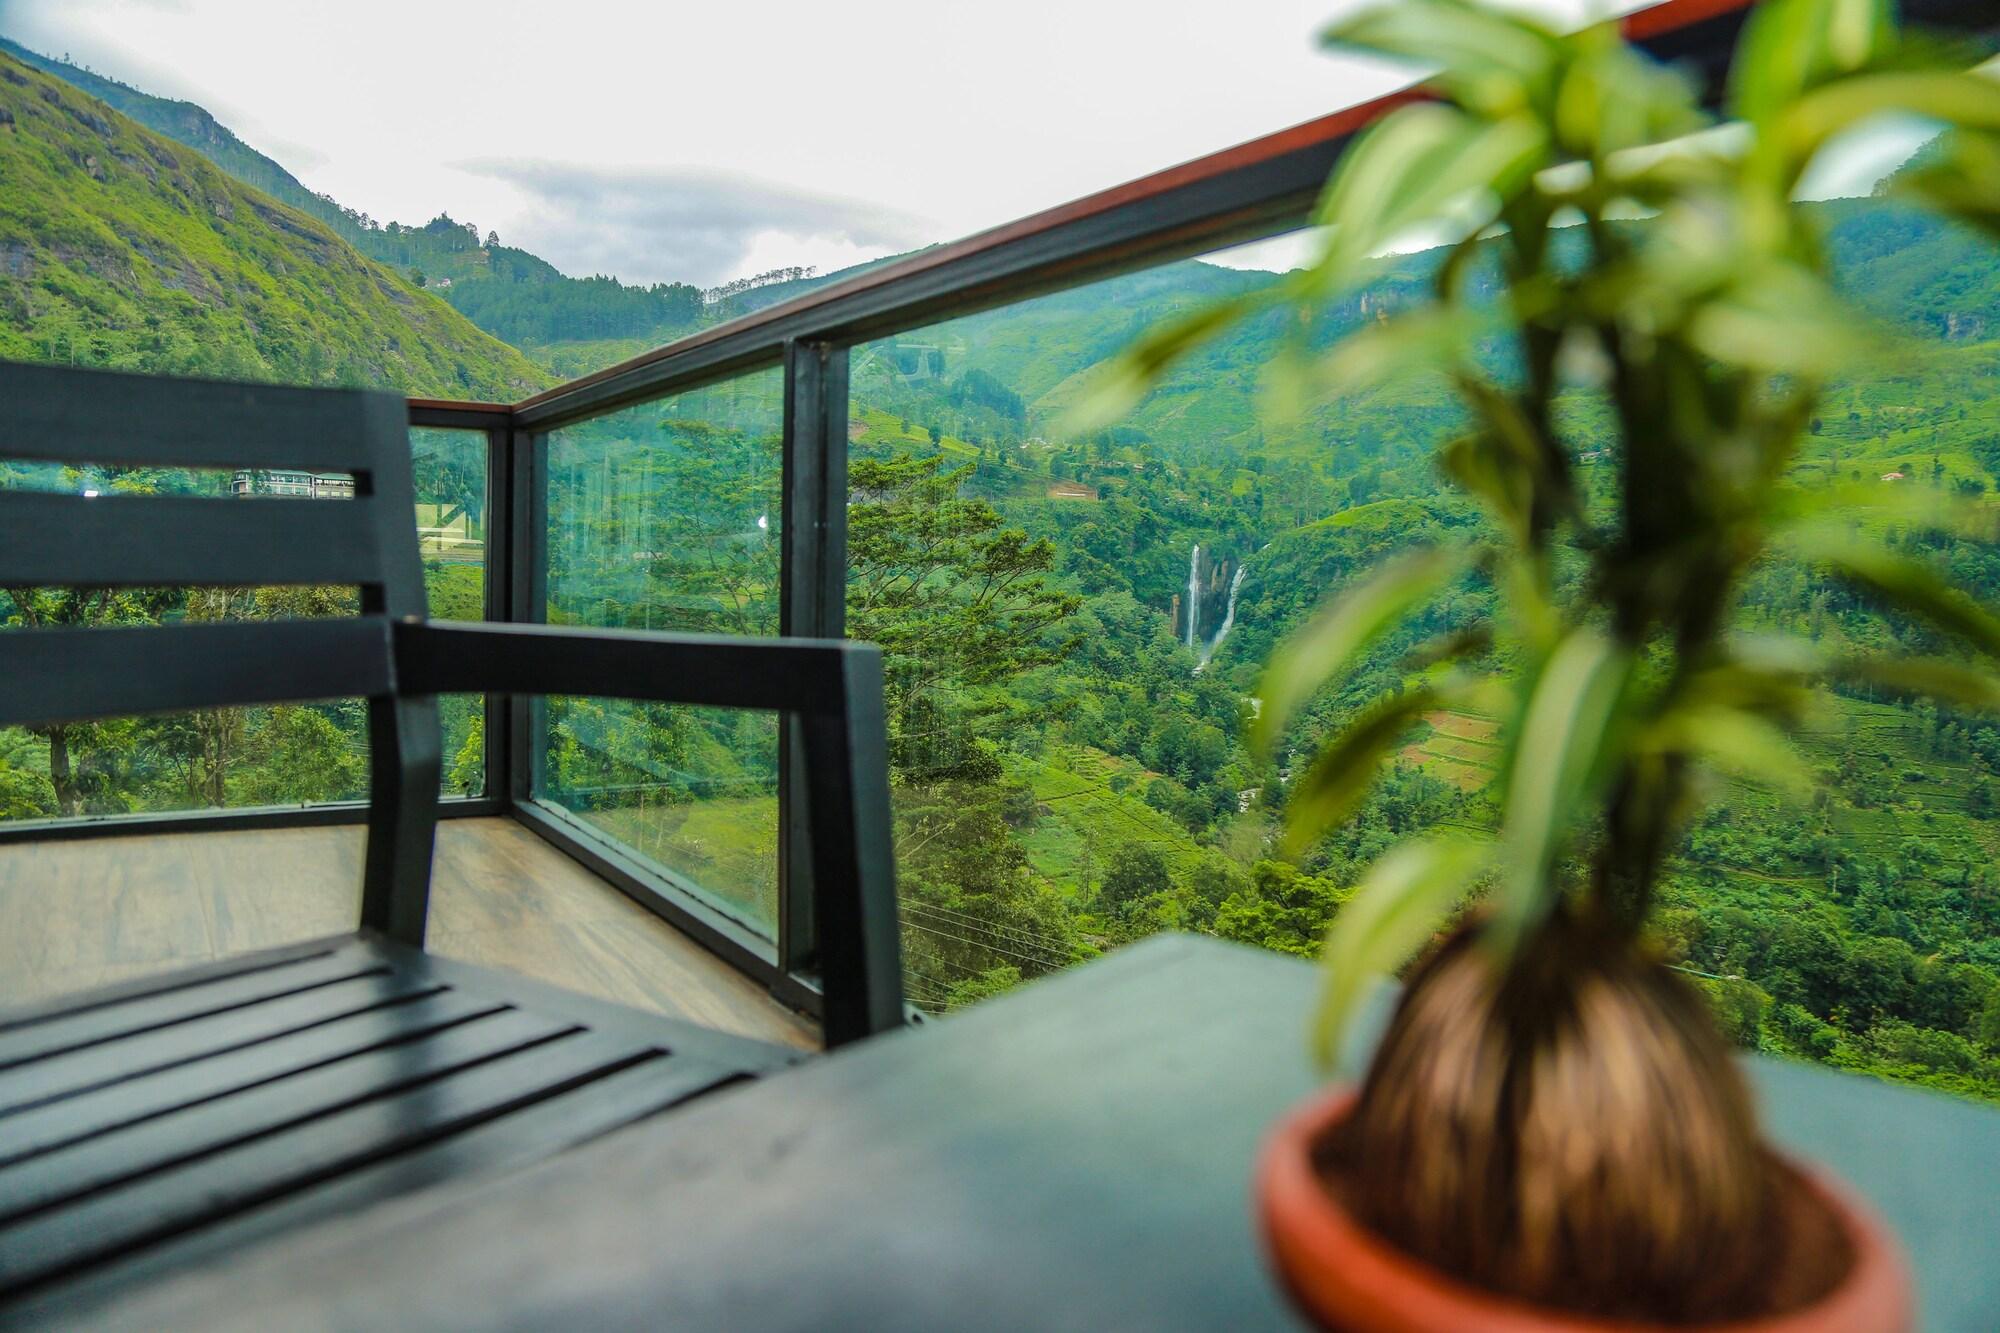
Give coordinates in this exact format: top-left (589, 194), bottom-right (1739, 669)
top-left (538, 369), bottom-right (783, 936)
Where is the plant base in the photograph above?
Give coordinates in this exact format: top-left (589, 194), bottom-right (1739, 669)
top-left (1256, 1087), bottom-right (1911, 1333)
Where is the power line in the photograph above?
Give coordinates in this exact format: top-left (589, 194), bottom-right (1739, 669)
top-left (901, 919), bottom-right (1069, 971)
top-left (900, 904), bottom-right (1073, 967)
top-left (901, 899), bottom-right (1075, 956)
top-left (903, 920), bottom-right (1069, 973)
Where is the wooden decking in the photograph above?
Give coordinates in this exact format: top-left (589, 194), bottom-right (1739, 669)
top-left (0, 817), bottom-right (815, 1051)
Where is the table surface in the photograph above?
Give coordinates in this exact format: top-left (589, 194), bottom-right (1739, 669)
top-left (69, 934), bottom-right (2000, 1332)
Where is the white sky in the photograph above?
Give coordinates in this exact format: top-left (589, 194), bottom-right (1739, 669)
top-left (0, 0), bottom-right (1932, 287)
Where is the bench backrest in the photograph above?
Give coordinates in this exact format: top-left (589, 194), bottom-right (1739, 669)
top-left (0, 359), bottom-right (441, 940)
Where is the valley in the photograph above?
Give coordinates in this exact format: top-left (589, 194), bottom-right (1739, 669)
top-left (2, 33), bottom-right (1999, 1104)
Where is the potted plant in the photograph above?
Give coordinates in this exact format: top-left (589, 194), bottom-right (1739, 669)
top-left (1087, 0), bottom-right (2000, 1326)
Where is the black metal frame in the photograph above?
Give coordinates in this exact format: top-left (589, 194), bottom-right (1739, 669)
top-left (15, 0), bottom-right (2000, 1020)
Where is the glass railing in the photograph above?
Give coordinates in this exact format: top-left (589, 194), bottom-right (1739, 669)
top-left (533, 370), bottom-right (785, 941)
top-left (819, 179), bottom-right (2000, 1104)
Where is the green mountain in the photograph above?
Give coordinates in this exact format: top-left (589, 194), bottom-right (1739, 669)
top-left (0, 36), bottom-right (323, 210)
top-left (0, 37), bottom-right (707, 361)
top-left (0, 49), bottom-right (549, 396)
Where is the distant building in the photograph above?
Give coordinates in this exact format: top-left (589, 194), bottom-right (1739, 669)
top-left (1881, 471), bottom-right (1905, 482)
top-left (231, 469), bottom-right (356, 500)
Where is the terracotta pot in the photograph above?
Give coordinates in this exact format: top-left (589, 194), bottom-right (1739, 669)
top-left (1255, 1087), bottom-right (1912, 1333)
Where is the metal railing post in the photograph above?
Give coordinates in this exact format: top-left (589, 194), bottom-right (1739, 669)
top-left (778, 339), bottom-right (850, 980)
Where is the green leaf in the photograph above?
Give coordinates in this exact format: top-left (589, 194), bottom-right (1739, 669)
top-left (1678, 655), bottom-right (1817, 723)
top-left (1271, 305), bottom-right (1485, 410)
top-left (1440, 430), bottom-right (1536, 549)
top-left (1731, 0), bottom-right (1894, 127)
top-left (1444, 373), bottom-right (1579, 542)
top-left (1891, 128), bottom-right (2000, 240)
top-left (1833, 654), bottom-right (2000, 711)
top-left (1322, 0), bottom-right (1562, 116)
top-left (1401, 623), bottom-right (1494, 670)
top-left (1489, 628), bottom-right (1634, 957)
top-left (1312, 835), bottom-right (1492, 1065)
top-left (1554, 27), bottom-right (1706, 159)
top-left (1306, 104), bottom-right (1546, 291)
top-left (1771, 475), bottom-right (1989, 536)
top-left (1643, 701), bottom-right (1812, 798)
top-left (1687, 262), bottom-right (1875, 374)
top-left (1795, 537), bottom-right (2000, 657)
top-left (1785, 69), bottom-right (2000, 163)
top-left (1281, 684), bottom-right (1442, 857)
top-left (1252, 546), bottom-right (1470, 756)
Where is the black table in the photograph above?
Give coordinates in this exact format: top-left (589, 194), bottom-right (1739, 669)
top-left (56, 935), bottom-right (2000, 1331)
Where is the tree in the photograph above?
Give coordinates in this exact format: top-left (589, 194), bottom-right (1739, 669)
top-left (1212, 861), bottom-right (1350, 956)
top-left (633, 419), bottom-right (781, 635)
top-left (893, 777), bottom-right (1082, 999)
top-left (847, 453), bottom-right (1080, 777)
top-left (1098, 842), bottom-right (1172, 914)
top-left (1971, 779), bottom-right (1996, 818)
top-left (238, 706), bottom-right (367, 805)
top-left (4, 585), bottom-right (163, 815)
top-left (1702, 978), bottom-right (1772, 1050)
top-left (411, 433), bottom-right (486, 530)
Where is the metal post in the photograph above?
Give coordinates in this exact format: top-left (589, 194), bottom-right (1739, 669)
top-left (509, 428), bottom-right (547, 806)
top-left (480, 423), bottom-right (515, 804)
top-left (778, 339), bottom-right (850, 980)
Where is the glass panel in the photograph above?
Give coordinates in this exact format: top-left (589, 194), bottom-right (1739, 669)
top-left (537, 369), bottom-right (784, 938)
top-left (410, 427), bottom-right (491, 799)
top-left (852, 201), bottom-right (2000, 1112)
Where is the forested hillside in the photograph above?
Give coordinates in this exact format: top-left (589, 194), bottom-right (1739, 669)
top-left (0, 37), bottom-right (706, 361)
top-left (0, 50), bottom-right (547, 396)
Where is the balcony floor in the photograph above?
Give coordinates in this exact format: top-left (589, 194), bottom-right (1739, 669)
top-left (0, 817), bottom-right (816, 1050)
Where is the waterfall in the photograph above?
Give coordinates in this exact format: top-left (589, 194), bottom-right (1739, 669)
top-left (1185, 543), bottom-right (1202, 649)
top-left (1195, 563), bottom-right (1248, 674)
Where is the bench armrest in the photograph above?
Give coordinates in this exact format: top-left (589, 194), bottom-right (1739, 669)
top-left (395, 621), bottom-right (902, 1047)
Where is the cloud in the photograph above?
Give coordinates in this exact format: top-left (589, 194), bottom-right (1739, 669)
top-left (455, 159), bottom-right (934, 288)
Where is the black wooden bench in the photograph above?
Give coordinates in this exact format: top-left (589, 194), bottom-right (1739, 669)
top-left (0, 360), bottom-right (903, 1312)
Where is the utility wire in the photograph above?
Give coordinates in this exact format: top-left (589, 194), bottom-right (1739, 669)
top-left (901, 900), bottom-right (1074, 953)
top-left (900, 900), bottom-right (1076, 957)
top-left (900, 906), bottom-right (1074, 967)
top-left (901, 919), bottom-right (1070, 971)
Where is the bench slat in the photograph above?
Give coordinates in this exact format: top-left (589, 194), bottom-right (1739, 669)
top-left (0, 947), bottom-right (384, 1071)
top-left (0, 1028), bottom-right (660, 1292)
top-left (0, 986), bottom-right (498, 1158)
